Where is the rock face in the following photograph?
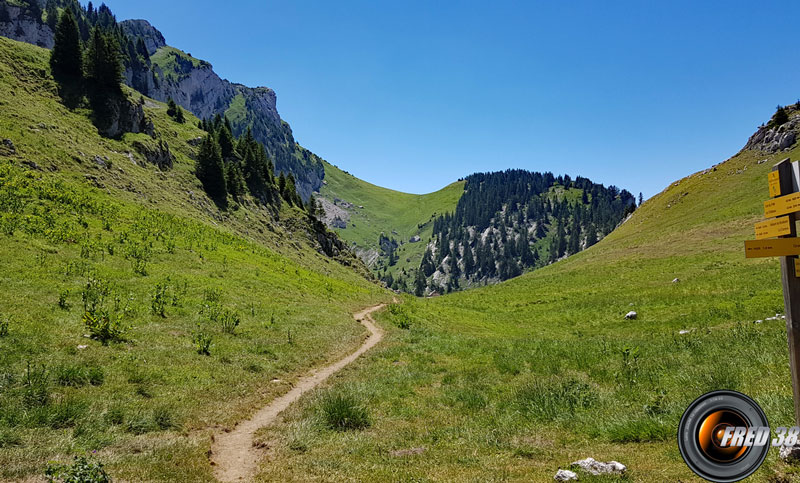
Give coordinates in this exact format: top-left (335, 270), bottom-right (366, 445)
top-left (119, 19), bottom-right (166, 55)
top-left (744, 117), bottom-right (798, 153)
top-left (0, 4), bottom-right (54, 49)
top-left (95, 95), bottom-right (154, 139)
top-left (132, 139), bottom-right (174, 170)
top-left (0, 11), bottom-right (324, 200)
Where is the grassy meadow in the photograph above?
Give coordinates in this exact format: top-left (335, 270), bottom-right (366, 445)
top-left (320, 161), bottom-right (464, 280)
top-left (253, 143), bottom-right (800, 481)
top-left (0, 36), bottom-right (388, 481)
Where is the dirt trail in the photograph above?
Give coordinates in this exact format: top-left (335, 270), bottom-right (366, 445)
top-left (210, 303), bottom-right (386, 482)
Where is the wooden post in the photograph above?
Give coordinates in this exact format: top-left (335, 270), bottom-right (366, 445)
top-left (775, 158), bottom-right (800, 425)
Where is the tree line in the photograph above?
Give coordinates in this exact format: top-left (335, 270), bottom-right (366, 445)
top-left (409, 170), bottom-right (636, 295)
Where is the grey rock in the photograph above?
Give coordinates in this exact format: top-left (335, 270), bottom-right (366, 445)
top-left (119, 20), bottom-right (166, 55)
top-left (133, 139), bottom-right (175, 170)
top-left (409, 235), bottom-right (422, 243)
top-left (625, 311), bottom-right (637, 320)
top-left (672, 278), bottom-right (680, 283)
top-left (571, 457), bottom-right (626, 476)
top-left (93, 156), bottom-right (107, 168)
top-left (0, 5), bottom-right (54, 48)
top-left (781, 444), bottom-right (800, 464)
top-left (1, 138), bottom-right (16, 156)
top-left (744, 118), bottom-right (798, 153)
top-left (554, 469), bottom-right (578, 481)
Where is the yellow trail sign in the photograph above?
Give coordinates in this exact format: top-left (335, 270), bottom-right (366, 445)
top-left (745, 238), bottom-right (800, 258)
top-left (770, 171), bottom-right (782, 197)
top-left (765, 192), bottom-right (800, 218)
top-left (755, 216), bottom-right (793, 239)
top-left (795, 258), bottom-right (800, 277)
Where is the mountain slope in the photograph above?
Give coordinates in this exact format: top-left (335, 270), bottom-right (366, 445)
top-left (0, 35), bottom-right (388, 480)
top-left (0, 0), bottom-right (324, 199)
top-left (318, 161), bottom-right (465, 285)
top-left (254, 109), bottom-right (800, 481)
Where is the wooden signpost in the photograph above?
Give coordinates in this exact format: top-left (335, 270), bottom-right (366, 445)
top-left (745, 158), bottom-right (800, 425)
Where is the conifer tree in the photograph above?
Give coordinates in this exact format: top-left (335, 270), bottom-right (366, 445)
top-left (85, 26), bottom-right (122, 92)
top-left (50, 7), bottom-right (83, 80)
top-left (196, 134), bottom-right (227, 202)
top-left (225, 161), bottom-right (247, 201)
top-left (217, 124), bottom-right (236, 159)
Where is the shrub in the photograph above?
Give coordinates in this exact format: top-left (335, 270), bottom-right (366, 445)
top-left (45, 455), bottom-right (111, 483)
top-left (0, 316), bottom-right (8, 337)
top-left (193, 330), bottom-right (212, 356)
top-left (58, 290), bottom-right (71, 310)
top-left (319, 392), bottom-right (370, 431)
top-left (151, 281), bottom-right (168, 317)
top-left (83, 310), bottom-right (126, 345)
top-left (220, 309), bottom-right (240, 335)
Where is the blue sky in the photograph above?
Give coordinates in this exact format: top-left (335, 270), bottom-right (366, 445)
top-left (109, 0), bottom-right (800, 198)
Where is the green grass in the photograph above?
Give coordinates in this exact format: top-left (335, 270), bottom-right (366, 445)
top-left (255, 139), bottom-right (800, 481)
top-left (0, 36), bottom-right (389, 481)
top-left (150, 46), bottom-right (210, 82)
top-left (319, 161), bottom-right (465, 282)
top-left (224, 93), bottom-right (247, 126)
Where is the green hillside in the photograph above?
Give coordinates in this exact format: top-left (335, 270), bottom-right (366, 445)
top-left (256, 124), bottom-right (800, 480)
top-left (319, 161), bottom-right (465, 284)
top-left (0, 36), bottom-right (388, 481)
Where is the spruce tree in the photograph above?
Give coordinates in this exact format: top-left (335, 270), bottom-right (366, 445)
top-left (196, 134), bottom-right (227, 202)
top-left (217, 124), bottom-right (236, 159)
top-left (50, 8), bottom-right (83, 80)
top-left (85, 27), bottom-right (122, 92)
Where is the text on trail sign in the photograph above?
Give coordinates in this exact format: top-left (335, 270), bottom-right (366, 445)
top-left (756, 216), bottom-right (793, 240)
top-left (744, 238), bottom-right (800, 258)
top-left (771, 171), bottom-right (782, 197)
top-left (765, 192), bottom-right (800, 218)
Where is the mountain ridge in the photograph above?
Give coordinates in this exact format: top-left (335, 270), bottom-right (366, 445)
top-left (0, 1), bottom-right (324, 199)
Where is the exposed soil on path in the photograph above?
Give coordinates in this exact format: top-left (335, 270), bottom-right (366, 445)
top-left (210, 303), bottom-right (386, 482)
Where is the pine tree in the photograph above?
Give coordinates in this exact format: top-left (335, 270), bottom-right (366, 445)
top-left (196, 134), bottom-right (227, 202)
top-left (85, 27), bottom-right (123, 92)
top-left (50, 8), bottom-right (83, 80)
top-left (638, 192), bottom-right (643, 206)
top-left (585, 224), bottom-right (598, 248)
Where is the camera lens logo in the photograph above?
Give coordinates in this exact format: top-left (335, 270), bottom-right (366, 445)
top-left (678, 390), bottom-right (770, 482)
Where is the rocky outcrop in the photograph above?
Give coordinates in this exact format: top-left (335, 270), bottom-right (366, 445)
top-left (94, 95), bottom-right (154, 139)
top-left (132, 139), bottom-right (174, 170)
top-left (119, 19), bottom-right (165, 55)
top-left (0, 4), bottom-right (53, 49)
top-left (0, 9), bottom-right (324, 200)
top-left (744, 117), bottom-right (798, 153)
